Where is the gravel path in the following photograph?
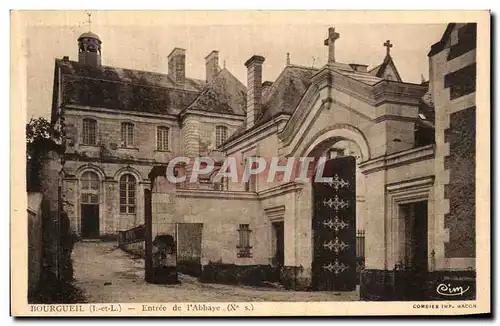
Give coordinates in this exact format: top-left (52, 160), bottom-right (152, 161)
top-left (72, 241), bottom-right (359, 303)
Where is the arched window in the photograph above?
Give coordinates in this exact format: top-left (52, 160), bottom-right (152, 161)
top-left (81, 171), bottom-right (99, 203)
top-left (121, 122), bottom-right (135, 147)
top-left (119, 174), bottom-right (136, 214)
top-left (157, 126), bottom-right (169, 151)
top-left (82, 118), bottom-right (97, 145)
top-left (216, 126), bottom-right (228, 147)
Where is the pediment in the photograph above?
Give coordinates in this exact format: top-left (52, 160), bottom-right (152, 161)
top-left (278, 67), bottom-right (377, 151)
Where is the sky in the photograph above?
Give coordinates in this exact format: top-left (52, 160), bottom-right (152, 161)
top-left (18, 11), bottom-right (447, 119)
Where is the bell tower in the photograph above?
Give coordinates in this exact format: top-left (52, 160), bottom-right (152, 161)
top-left (78, 13), bottom-right (102, 67)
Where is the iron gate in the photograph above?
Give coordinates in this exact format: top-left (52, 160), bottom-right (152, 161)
top-left (312, 156), bottom-right (357, 291)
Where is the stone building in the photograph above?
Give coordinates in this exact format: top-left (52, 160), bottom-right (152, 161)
top-left (51, 31), bottom-right (245, 237)
top-left (50, 23), bottom-right (476, 299)
top-left (428, 23), bottom-right (476, 271)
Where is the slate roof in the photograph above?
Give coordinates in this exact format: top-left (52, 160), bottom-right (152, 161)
top-left (184, 68), bottom-right (247, 116)
top-left (260, 65), bottom-right (318, 121)
top-left (224, 63), bottom-right (388, 145)
top-left (225, 65), bottom-right (318, 143)
top-left (55, 59), bottom-right (207, 116)
top-left (428, 23), bottom-right (456, 57)
top-left (368, 55), bottom-right (402, 82)
top-left (258, 63), bottom-right (385, 125)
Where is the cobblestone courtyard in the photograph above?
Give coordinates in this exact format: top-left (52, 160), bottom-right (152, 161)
top-left (72, 241), bottom-right (359, 303)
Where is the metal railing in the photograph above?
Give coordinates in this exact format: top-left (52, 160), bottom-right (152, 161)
top-left (118, 224), bottom-right (146, 248)
top-left (356, 229), bottom-right (365, 258)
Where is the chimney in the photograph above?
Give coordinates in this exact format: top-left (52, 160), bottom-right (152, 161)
top-left (168, 48), bottom-right (186, 84)
top-left (349, 63), bottom-right (368, 73)
top-left (205, 50), bottom-right (221, 82)
top-left (244, 55), bottom-right (265, 129)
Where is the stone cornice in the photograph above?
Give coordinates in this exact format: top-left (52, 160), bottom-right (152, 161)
top-left (63, 154), bottom-right (161, 166)
top-left (175, 188), bottom-right (258, 200)
top-left (264, 205), bottom-right (286, 222)
top-left (179, 108), bottom-right (245, 122)
top-left (258, 182), bottom-right (304, 200)
top-left (386, 175), bottom-right (435, 193)
top-left (221, 114), bottom-right (290, 154)
top-left (278, 66), bottom-right (426, 153)
top-left (373, 115), bottom-right (422, 124)
top-left (64, 104), bottom-right (179, 121)
top-left (359, 144), bottom-right (435, 175)
top-left (372, 81), bottom-right (428, 107)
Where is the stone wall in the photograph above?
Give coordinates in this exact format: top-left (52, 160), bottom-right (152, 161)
top-left (38, 151), bottom-right (63, 277)
top-left (151, 174), bottom-right (306, 287)
top-left (174, 190), bottom-right (265, 266)
top-left (63, 110), bottom-right (181, 163)
top-left (62, 160), bottom-right (151, 236)
top-left (444, 107), bottom-right (475, 258)
top-left (27, 192), bottom-right (43, 299)
top-left (430, 23), bottom-right (476, 270)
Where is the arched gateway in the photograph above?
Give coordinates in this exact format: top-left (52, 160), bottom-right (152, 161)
top-left (300, 130), bottom-right (367, 291)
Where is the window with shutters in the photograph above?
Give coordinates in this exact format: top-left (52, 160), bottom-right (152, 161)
top-left (119, 174), bottom-right (136, 214)
top-left (156, 126), bottom-right (169, 151)
top-left (81, 171), bottom-right (99, 204)
top-left (82, 118), bottom-right (97, 145)
top-left (237, 224), bottom-right (252, 258)
top-left (121, 122), bottom-right (135, 147)
top-left (216, 125), bottom-right (228, 147)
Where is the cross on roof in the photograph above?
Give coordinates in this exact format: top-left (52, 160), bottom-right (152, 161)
top-left (324, 27), bottom-right (340, 63)
top-left (384, 39), bottom-right (393, 56)
top-left (86, 12), bottom-right (92, 31)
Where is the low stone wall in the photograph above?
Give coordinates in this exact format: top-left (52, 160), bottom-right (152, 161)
top-left (360, 269), bottom-right (476, 301)
top-left (199, 262), bottom-right (279, 286)
top-left (177, 258), bottom-right (202, 277)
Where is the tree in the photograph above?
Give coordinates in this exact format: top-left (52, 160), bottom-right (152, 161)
top-left (26, 117), bottom-right (62, 191)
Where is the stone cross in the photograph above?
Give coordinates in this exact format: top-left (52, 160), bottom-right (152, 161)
top-left (384, 39), bottom-right (393, 56)
top-left (324, 27), bottom-right (340, 63)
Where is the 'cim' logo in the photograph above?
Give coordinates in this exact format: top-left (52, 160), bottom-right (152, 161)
top-left (436, 283), bottom-right (470, 296)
